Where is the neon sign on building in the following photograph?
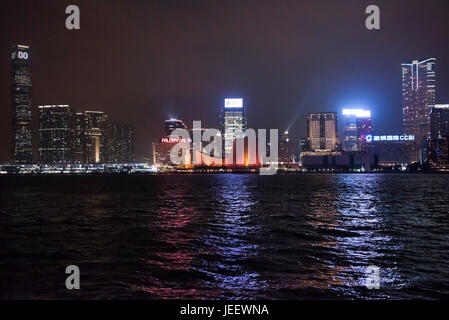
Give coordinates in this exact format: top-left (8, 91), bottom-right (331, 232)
top-left (224, 98), bottom-right (243, 108)
top-left (365, 134), bottom-right (415, 143)
top-left (160, 137), bottom-right (192, 144)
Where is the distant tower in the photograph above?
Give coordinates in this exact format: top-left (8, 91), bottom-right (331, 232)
top-left (72, 112), bottom-right (86, 163)
top-left (220, 98), bottom-right (247, 160)
top-left (279, 131), bottom-right (293, 164)
top-left (307, 112), bottom-right (338, 152)
top-left (11, 45), bottom-right (33, 164)
top-left (429, 104), bottom-right (449, 139)
top-left (110, 122), bottom-right (135, 163)
top-left (342, 109), bottom-right (371, 152)
top-left (165, 119), bottom-right (187, 137)
top-left (402, 58), bottom-right (436, 146)
top-left (38, 105), bottom-right (71, 163)
top-left (84, 111), bottom-right (109, 163)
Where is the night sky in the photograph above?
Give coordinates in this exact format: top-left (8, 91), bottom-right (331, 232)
top-left (1, 0), bottom-right (449, 162)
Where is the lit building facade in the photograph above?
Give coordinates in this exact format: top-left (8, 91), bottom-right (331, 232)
top-left (402, 58), bottom-right (436, 146)
top-left (279, 131), bottom-right (293, 164)
top-left (11, 45), bottom-right (33, 164)
top-left (38, 105), bottom-right (71, 163)
top-left (429, 104), bottom-right (449, 139)
top-left (427, 105), bottom-right (449, 168)
top-left (307, 112), bottom-right (338, 152)
top-left (165, 119), bottom-right (187, 136)
top-left (220, 98), bottom-right (247, 159)
top-left (84, 111), bottom-right (109, 163)
top-left (342, 109), bottom-right (372, 152)
top-left (71, 113), bottom-right (86, 163)
top-left (427, 138), bottom-right (449, 167)
top-left (109, 123), bottom-right (135, 163)
top-left (365, 134), bottom-right (416, 166)
top-left (153, 137), bottom-right (191, 168)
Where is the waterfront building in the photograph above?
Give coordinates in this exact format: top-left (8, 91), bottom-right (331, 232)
top-left (429, 104), bottom-right (449, 139)
top-left (165, 119), bottom-right (188, 136)
top-left (342, 109), bottom-right (371, 152)
top-left (427, 105), bottom-right (449, 168)
top-left (279, 131), bottom-right (293, 164)
top-left (84, 111), bottom-right (109, 163)
top-left (427, 138), bottom-right (449, 167)
top-left (402, 58), bottom-right (436, 148)
top-left (364, 134), bottom-right (416, 166)
top-left (71, 112), bottom-right (86, 163)
top-left (11, 45), bottom-right (33, 164)
top-left (153, 136), bottom-right (191, 168)
top-left (220, 98), bottom-right (247, 160)
top-left (38, 105), bottom-right (71, 163)
top-left (109, 122), bottom-right (135, 163)
top-left (307, 112), bottom-right (338, 152)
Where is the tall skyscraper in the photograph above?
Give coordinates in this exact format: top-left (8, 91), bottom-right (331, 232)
top-left (429, 104), bottom-right (449, 139)
top-left (109, 122), bottom-right (135, 163)
top-left (11, 45), bottom-right (33, 164)
top-left (427, 104), bottom-right (449, 168)
top-left (279, 130), bottom-right (293, 164)
top-left (165, 119), bottom-right (187, 137)
top-left (84, 111), bottom-right (109, 163)
top-left (307, 112), bottom-right (338, 152)
top-left (72, 112), bottom-right (86, 163)
top-left (220, 98), bottom-right (247, 159)
top-left (342, 109), bottom-right (371, 152)
top-left (38, 105), bottom-right (71, 163)
top-left (402, 58), bottom-right (436, 146)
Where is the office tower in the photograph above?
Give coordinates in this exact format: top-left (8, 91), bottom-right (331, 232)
top-left (153, 136), bottom-right (192, 168)
top-left (220, 98), bottom-right (247, 159)
top-left (84, 111), bottom-right (109, 163)
top-left (402, 58), bottom-right (436, 146)
top-left (427, 138), bottom-right (449, 167)
top-left (298, 139), bottom-right (308, 153)
top-left (365, 134), bottom-right (416, 166)
top-left (279, 131), bottom-right (293, 164)
top-left (342, 109), bottom-right (371, 152)
top-left (109, 122), bottom-right (135, 163)
top-left (307, 112), bottom-right (338, 152)
top-left (190, 127), bottom-right (207, 166)
top-left (165, 119), bottom-right (188, 137)
top-left (72, 112), bottom-right (86, 163)
top-left (429, 104), bottom-right (449, 139)
top-left (38, 105), bottom-right (71, 163)
top-left (427, 104), bottom-right (449, 167)
top-left (11, 45), bottom-right (33, 164)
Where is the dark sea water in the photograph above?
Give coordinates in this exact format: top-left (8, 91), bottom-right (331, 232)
top-left (0, 173), bottom-right (448, 300)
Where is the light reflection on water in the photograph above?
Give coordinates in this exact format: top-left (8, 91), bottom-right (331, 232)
top-left (202, 175), bottom-right (267, 299)
top-left (0, 174), bottom-right (448, 299)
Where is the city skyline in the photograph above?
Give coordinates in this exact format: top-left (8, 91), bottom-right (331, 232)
top-left (1, 0), bottom-right (449, 163)
top-left (5, 45), bottom-right (447, 168)
top-left (2, 1), bottom-right (449, 305)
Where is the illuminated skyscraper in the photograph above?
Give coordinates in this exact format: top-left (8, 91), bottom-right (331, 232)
top-left (11, 45), bottom-right (33, 164)
top-left (342, 109), bottom-right (372, 152)
top-left (429, 104), bottom-right (449, 139)
top-left (38, 105), bottom-right (71, 163)
top-left (427, 104), bottom-right (449, 168)
top-left (165, 119), bottom-right (187, 137)
top-left (220, 98), bottom-right (247, 159)
top-left (109, 122), bottom-right (135, 163)
top-left (72, 112), bottom-right (86, 163)
top-left (402, 58), bottom-right (436, 145)
top-left (279, 131), bottom-right (293, 164)
top-left (84, 111), bottom-right (109, 163)
top-left (307, 112), bottom-right (338, 152)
